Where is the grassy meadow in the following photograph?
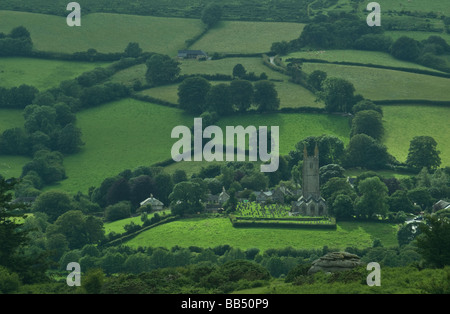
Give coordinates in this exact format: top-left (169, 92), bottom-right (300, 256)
top-left (0, 57), bottom-right (109, 90)
top-left (375, 0), bottom-right (450, 15)
top-left (382, 105), bottom-right (450, 166)
top-left (0, 108), bottom-right (25, 133)
top-left (179, 57), bottom-right (287, 80)
top-left (0, 109), bottom-right (30, 179)
top-left (138, 80), bottom-right (321, 109)
top-left (0, 11), bottom-right (204, 55)
top-left (301, 63), bottom-right (450, 101)
top-left (104, 210), bottom-right (171, 234)
top-left (124, 217), bottom-right (399, 251)
top-left (45, 99), bottom-right (193, 194)
top-left (190, 20), bottom-right (305, 54)
top-left (286, 49), bottom-right (443, 72)
top-left (217, 112), bottom-right (350, 155)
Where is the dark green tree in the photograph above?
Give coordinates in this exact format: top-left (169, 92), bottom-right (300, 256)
top-left (332, 194), bottom-right (354, 219)
top-left (352, 99), bottom-right (383, 116)
top-left (178, 76), bottom-right (211, 114)
top-left (206, 83), bottom-right (233, 116)
top-left (355, 176), bottom-right (389, 219)
top-left (47, 210), bottom-right (104, 249)
top-left (230, 79), bottom-right (253, 112)
top-left (201, 3), bottom-right (223, 28)
top-left (124, 42), bottom-right (142, 58)
top-left (320, 77), bottom-right (356, 113)
top-left (416, 215), bottom-right (450, 268)
top-left (253, 80), bottom-right (280, 112)
top-left (343, 134), bottom-right (392, 170)
top-left (32, 190), bottom-right (73, 223)
top-left (406, 136), bottom-right (441, 170)
top-left (391, 36), bottom-right (421, 62)
top-left (169, 181), bottom-right (207, 216)
top-left (0, 178), bottom-right (29, 269)
top-left (307, 70), bottom-right (327, 91)
top-left (350, 110), bottom-right (384, 140)
top-left (145, 53), bottom-right (180, 86)
top-left (57, 123), bottom-right (84, 154)
top-left (232, 64), bottom-right (246, 78)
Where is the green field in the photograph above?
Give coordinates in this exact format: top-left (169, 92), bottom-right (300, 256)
top-left (190, 20), bottom-right (305, 54)
top-left (0, 108), bottom-right (24, 133)
top-left (179, 57), bottom-right (287, 80)
top-left (45, 99), bottom-right (193, 194)
top-left (302, 63), bottom-right (450, 101)
top-left (0, 11), bottom-right (204, 55)
top-left (217, 112), bottom-right (350, 155)
top-left (0, 57), bottom-right (108, 90)
top-left (0, 109), bottom-right (29, 179)
top-left (382, 105), bottom-right (450, 167)
top-left (0, 155), bottom-right (30, 179)
top-left (124, 217), bottom-right (399, 251)
top-left (375, 0), bottom-right (450, 15)
top-left (286, 50), bottom-right (443, 72)
top-left (138, 80), bottom-right (321, 109)
top-left (104, 210), bottom-right (171, 234)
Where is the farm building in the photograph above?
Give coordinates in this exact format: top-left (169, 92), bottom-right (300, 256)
top-left (433, 200), bottom-right (450, 212)
top-left (177, 50), bottom-right (208, 60)
top-left (140, 194), bottom-right (164, 211)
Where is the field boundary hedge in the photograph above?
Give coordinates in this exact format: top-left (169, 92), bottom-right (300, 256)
top-left (373, 99), bottom-right (450, 107)
top-left (231, 220), bottom-right (337, 230)
top-left (286, 58), bottom-right (450, 78)
top-left (102, 215), bottom-right (180, 247)
top-left (230, 216), bottom-right (337, 230)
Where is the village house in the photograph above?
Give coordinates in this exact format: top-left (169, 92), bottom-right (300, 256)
top-left (177, 50), bottom-right (208, 60)
top-left (140, 194), bottom-right (164, 211)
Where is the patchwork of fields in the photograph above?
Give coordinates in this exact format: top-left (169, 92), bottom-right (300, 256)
top-left (0, 8), bottom-right (449, 258)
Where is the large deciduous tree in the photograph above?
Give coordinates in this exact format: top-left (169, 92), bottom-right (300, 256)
top-left (145, 53), bottom-right (180, 86)
top-left (416, 215), bottom-right (450, 268)
top-left (253, 80), bottom-right (280, 112)
top-left (350, 110), bottom-right (384, 140)
top-left (406, 136), bottom-right (441, 170)
top-left (178, 76), bottom-right (211, 114)
top-left (355, 176), bottom-right (389, 219)
top-left (201, 4), bottom-right (223, 28)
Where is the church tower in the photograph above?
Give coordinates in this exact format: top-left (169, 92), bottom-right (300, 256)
top-left (291, 143), bottom-right (328, 216)
top-left (302, 143), bottom-right (320, 200)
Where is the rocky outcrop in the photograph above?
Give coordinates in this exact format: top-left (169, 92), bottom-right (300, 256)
top-left (308, 252), bottom-right (364, 275)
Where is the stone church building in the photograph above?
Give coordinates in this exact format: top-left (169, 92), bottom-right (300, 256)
top-left (291, 144), bottom-right (328, 216)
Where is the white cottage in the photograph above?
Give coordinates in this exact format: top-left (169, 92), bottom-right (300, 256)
top-left (140, 194), bottom-right (164, 211)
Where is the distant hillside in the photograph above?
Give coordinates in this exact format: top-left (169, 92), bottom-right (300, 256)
top-left (0, 0), bottom-right (314, 22)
